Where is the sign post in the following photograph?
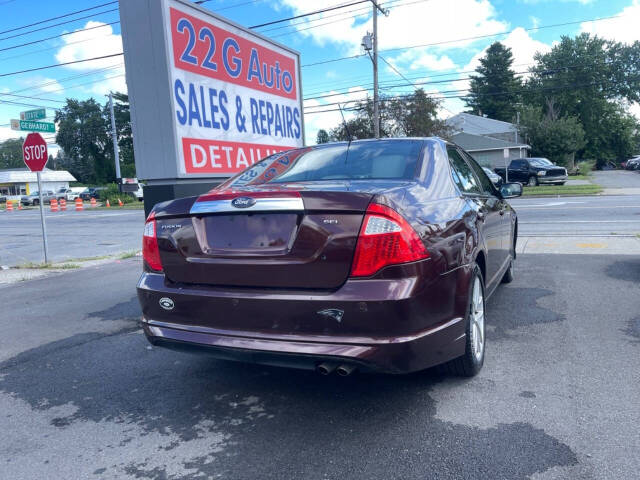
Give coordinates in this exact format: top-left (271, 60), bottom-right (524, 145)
top-left (22, 133), bottom-right (49, 264)
top-left (503, 148), bottom-right (510, 183)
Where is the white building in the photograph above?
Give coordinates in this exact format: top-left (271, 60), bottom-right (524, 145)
top-left (0, 168), bottom-right (76, 201)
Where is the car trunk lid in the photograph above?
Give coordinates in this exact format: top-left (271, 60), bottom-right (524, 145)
top-left (156, 183), bottom-right (397, 289)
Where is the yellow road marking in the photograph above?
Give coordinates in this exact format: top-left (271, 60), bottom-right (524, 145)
top-left (576, 243), bottom-right (605, 249)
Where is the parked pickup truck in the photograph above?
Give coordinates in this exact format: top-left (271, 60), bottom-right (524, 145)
top-left (494, 158), bottom-right (567, 186)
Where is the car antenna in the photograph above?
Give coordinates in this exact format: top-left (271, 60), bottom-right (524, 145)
top-left (337, 103), bottom-right (352, 145)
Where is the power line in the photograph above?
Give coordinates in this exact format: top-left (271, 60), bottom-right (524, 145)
top-left (0, 7), bottom-right (119, 42)
top-left (0, 1), bottom-right (117, 35)
top-left (0, 53), bottom-right (123, 78)
top-left (0, 20), bottom-right (119, 53)
top-left (249, 1), bottom-right (369, 29)
top-left (302, 13), bottom-right (625, 68)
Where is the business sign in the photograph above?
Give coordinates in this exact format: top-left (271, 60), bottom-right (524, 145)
top-left (20, 108), bottom-right (46, 121)
top-left (10, 119), bottom-right (55, 133)
top-left (119, 0), bottom-right (303, 180)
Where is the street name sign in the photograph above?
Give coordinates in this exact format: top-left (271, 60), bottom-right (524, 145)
top-left (20, 108), bottom-right (46, 120)
top-left (11, 119), bottom-right (55, 133)
top-left (22, 132), bottom-right (48, 172)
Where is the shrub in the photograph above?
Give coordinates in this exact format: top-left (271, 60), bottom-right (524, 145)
top-left (99, 183), bottom-right (136, 205)
top-left (577, 160), bottom-right (595, 176)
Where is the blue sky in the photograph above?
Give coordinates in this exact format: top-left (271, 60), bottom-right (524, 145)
top-left (1, 0), bottom-right (639, 152)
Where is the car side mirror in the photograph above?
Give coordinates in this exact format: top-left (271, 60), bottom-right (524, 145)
top-left (500, 182), bottom-right (522, 198)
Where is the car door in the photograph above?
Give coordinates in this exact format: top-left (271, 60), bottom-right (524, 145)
top-left (447, 147), bottom-right (503, 288)
top-left (509, 159), bottom-right (528, 183)
top-left (461, 149), bottom-right (512, 273)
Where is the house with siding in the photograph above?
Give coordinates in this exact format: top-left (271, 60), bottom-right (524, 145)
top-left (445, 113), bottom-right (530, 168)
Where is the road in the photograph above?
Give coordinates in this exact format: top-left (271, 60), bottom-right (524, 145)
top-left (0, 207), bottom-right (145, 266)
top-left (591, 169), bottom-right (640, 189)
top-left (1, 227), bottom-right (640, 478)
top-left (510, 194), bottom-right (640, 236)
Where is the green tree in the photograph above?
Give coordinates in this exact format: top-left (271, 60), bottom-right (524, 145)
top-left (465, 42), bottom-right (521, 122)
top-left (518, 105), bottom-right (585, 169)
top-left (328, 89), bottom-right (449, 140)
top-left (526, 33), bottom-right (640, 165)
top-left (55, 99), bottom-right (111, 183)
top-left (0, 138), bottom-right (25, 169)
top-left (316, 129), bottom-right (330, 144)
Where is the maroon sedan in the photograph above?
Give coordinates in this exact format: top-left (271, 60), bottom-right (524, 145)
top-left (137, 138), bottom-right (522, 376)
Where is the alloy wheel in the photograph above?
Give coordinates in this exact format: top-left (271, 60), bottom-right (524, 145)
top-left (470, 276), bottom-right (485, 361)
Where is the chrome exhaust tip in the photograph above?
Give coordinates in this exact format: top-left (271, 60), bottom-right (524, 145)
top-left (316, 362), bottom-right (337, 375)
top-left (336, 364), bottom-right (356, 376)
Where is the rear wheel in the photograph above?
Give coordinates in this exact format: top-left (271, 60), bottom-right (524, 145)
top-left (527, 176), bottom-right (538, 186)
top-left (440, 265), bottom-right (485, 377)
top-left (33, 199), bottom-right (39, 206)
top-left (501, 258), bottom-right (514, 283)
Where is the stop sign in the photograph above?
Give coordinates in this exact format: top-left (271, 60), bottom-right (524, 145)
top-left (22, 132), bottom-right (48, 172)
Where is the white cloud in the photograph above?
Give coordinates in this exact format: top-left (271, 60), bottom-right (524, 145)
top-left (0, 126), bottom-right (22, 143)
top-left (20, 77), bottom-right (63, 94)
top-left (303, 86), bottom-right (366, 144)
top-left (390, 49), bottom-right (456, 73)
top-left (580, 0), bottom-right (640, 44)
top-left (276, 0), bottom-right (508, 54)
top-left (55, 21), bottom-right (123, 70)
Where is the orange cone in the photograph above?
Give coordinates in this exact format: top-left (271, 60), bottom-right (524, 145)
top-left (50, 198), bottom-right (59, 212)
top-left (17, 201), bottom-right (22, 210)
top-left (106, 199), bottom-right (110, 208)
top-left (75, 197), bottom-right (84, 211)
top-left (60, 198), bottom-right (67, 211)
top-left (90, 198), bottom-right (97, 208)
top-left (6, 201), bottom-right (13, 212)
top-left (118, 198), bottom-right (123, 207)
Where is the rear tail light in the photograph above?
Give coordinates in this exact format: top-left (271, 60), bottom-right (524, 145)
top-left (143, 211), bottom-right (163, 272)
top-left (350, 203), bottom-right (429, 277)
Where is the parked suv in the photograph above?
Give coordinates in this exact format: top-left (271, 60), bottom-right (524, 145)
top-left (494, 158), bottom-right (567, 186)
top-left (20, 191), bottom-right (56, 206)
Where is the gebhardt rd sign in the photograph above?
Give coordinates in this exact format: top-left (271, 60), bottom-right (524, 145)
top-left (166, 1), bottom-right (303, 177)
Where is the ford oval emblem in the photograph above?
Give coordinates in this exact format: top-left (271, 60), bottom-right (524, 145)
top-left (231, 196), bottom-right (256, 208)
top-left (159, 297), bottom-right (174, 311)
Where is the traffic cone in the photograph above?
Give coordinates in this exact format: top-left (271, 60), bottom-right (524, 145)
top-left (6, 201), bottom-right (13, 212)
top-left (105, 199), bottom-right (110, 208)
top-left (75, 197), bottom-right (84, 211)
top-left (50, 198), bottom-right (59, 212)
top-left (118, 198), bottom-right (123, 207)
top-left (60, 198), bottom-right (67, 211)
top-left (90, 198), bottom-right (97, 208)
top-left (17, 202), bottom-right (22, 210)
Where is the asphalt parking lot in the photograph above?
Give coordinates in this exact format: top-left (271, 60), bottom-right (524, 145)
top-left (0, 207), bottom-right (145, 266)
top-left (0, 189), bottom-right (639, 479)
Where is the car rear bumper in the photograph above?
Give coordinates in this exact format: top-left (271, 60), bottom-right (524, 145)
top-left (142, 316), bottom-right (464, 374)
top-left (137, 268), bottom-right (468, 374)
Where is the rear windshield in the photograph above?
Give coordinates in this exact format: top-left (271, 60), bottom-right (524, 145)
top-left (224, 140), bottom-right (422, 187)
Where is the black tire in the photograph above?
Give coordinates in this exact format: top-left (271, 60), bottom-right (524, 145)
top-left (439, 265), bottom-right (485, 377)
top-left (501, 258), bottom-right (514, 284)
top-left (33, 199), bottom-right (39, 206)
top-left (527, 176), bottom-right (538, 186)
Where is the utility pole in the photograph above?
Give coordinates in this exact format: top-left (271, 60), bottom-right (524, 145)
top-left (363, 1), bottom-right (387, 139)
top-left (108, 92), bottom-right (121, 179)
top-left (372, 2), bottom-right (379, 138)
